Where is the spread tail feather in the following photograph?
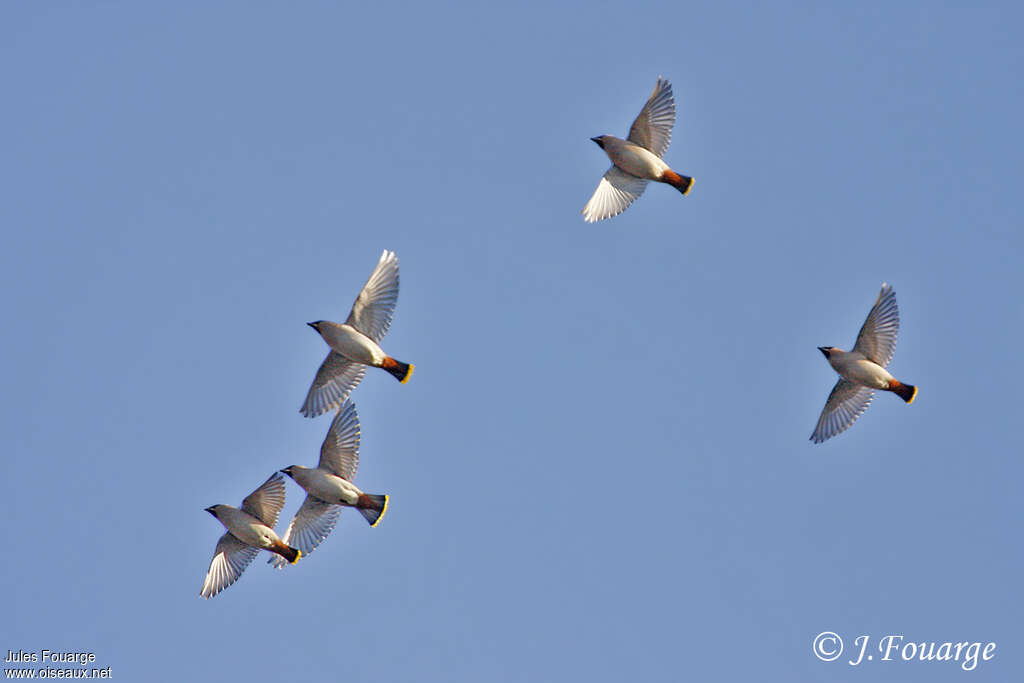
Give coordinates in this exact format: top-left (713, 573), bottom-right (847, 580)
top-left (890, 381), bottom-right (918, 404)
top-left (381, 357), bottom-right (414, 384)
top-left (357, 494), bottom-right (389, 527)
top-left (661, 169), bottom-right (694, 195)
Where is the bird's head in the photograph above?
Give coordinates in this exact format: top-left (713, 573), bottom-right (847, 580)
top-left (280, 466), bottom-right (297, 479)
top-left (818, 346), bottom-right (834, 358)
top-left (590, 136), bottom-right (607, 149)
top-left (204, 505), bottom-right (220, 518)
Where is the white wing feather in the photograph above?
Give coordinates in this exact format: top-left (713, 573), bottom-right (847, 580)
top-left (627, 77), bottom-right (676, 158)
top-left (318, 400), bottom-right (360, 480)
top-left (240, 472), bottom-right (287, 528)
top-left (582, 167), bottom-right (648, 223)
top-left (853, 283), bottom-right (900, 367)
top-left (346, 250), bottom-right (400, 343)
top-left (201, 533), bottom-right (259, 598)
top-left (300, 352), bottom-right (367, 418)
top-left (270, 496), bottom-right (343, 569)
top-left (810, 379), bottom-right (875, 443)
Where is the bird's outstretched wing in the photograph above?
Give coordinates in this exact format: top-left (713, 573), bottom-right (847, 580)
top-left (201, 532), bottom-right (259, 598)
top-left (627, 77), bottom-right (675, 158)
top-left (852, 283), bottom-right (900, 368)
top-left (318, 400), bottom-right (360, 480)
top-left (241, 472), bottom-right (287, 528)
top-left (300, 352), bottom-right (367, 418)
top-left (582, 166), bottom-right (648, 223)
top-left (346, 250), bottom-right (400, 343)
top-left (810, 379), bottom-right (875, 443)
top-left (270, 496), bottom-right (343, 569)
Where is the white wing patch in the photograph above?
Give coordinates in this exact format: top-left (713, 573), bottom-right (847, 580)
top-left (810, 379), bottom-right (876, 443)
top-left (582, 167), bottom-right (649, 223)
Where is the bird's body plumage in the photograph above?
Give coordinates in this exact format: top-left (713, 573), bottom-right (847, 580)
top-left (287, 466), bottom-right (363, 506)
top-left (211, 506), bottom-right (285, 549)
top-left (825, 349), bottom-right (896, 390)
top-left (582, 77), bottom-right (692, 223)
top-left (315, 322), bottom-right (387, 366)
top-left (810, 284), bottom-right (917, 444)
top-left (597, 137), bottom-right (670, 179)
top-left (272, 400), bottom-right (388, 569)
top-left (301, 250), bottom-right (413, 418)
top-left (201, 472), bottom-right (299, 599)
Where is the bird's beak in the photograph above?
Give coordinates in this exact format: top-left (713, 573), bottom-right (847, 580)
top-left (204, 506), bottom-right (216, 516)
top-left (306, 322), bottom-right (317, 330)
top-left (590, 137), bottom-right (603, 148)
top-left (817, 347), bottom-right (829, 357)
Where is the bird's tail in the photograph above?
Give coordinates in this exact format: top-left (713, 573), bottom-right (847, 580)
top-left (381, 357), bottom-right (414, 384)
top-left (357, 493), bottom-right (389, 527)
top-left (889, 380), bottom-right (918, 404)
top-left (273, 541), bottom-right (302, 565)
top-left (661, 169), bottom-right (694, 195)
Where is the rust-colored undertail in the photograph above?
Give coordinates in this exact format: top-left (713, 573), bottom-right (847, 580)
top-left (661, 169), bottom-right (694, 195)
top-left (888, 380), bottom-right (918, 404)
top-left (381, 357), bottom-right (414, 383)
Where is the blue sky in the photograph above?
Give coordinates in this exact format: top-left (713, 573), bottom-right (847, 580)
top-left (2, 2), bottom-right (1022, 681)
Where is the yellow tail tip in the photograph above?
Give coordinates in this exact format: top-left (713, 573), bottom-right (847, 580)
top-left (291, 549), bottom-right (302, 564)
top-left (683, 177), bottom-right (694, 195)
top-left (400, 364), bottom-right (414, 384)
top-left (370, 495), bottom-right (389, 528)
top-left (907, 385), bottom-right (918, 405)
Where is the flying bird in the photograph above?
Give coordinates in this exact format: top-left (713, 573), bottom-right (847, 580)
top-left (582, 77), bottom-right (693, 223)
top-left (301, 249), bottom-right (413, 418)
top-left (811, 283), bottom-right (918, 444)
top-left (271, 399), bottom-right (387, 568)
top-left (200, 472), bottom-right (300, 599)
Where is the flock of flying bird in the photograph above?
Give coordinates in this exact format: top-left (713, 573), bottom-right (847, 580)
top-left (199, 77), bottom-right (917, 598)
top-left (200, 251), bottom-right (413, 598)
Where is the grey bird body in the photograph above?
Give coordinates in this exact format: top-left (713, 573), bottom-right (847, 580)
top-left (595, 136), bottom-right (670, 180)
top-left (824, 349), bottom-right (896, 390)
top-left (272, 400), bottom-right (388, 569)
top-left (810, 284), bottom-right (918, 444)
top-left (207, 505), bottom-right (287, 551)
top-left (311, 321), bottom-right (385, 367)
top-left (301, 250), bottom-right (414, 418)
top-left (200, 472), bottom-right (299, 598)
top-left (582, 77), bottom-right (693, 222)
top-left (285, 465), bottom-right (363, 506)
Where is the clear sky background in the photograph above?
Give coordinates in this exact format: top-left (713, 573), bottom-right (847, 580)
top-left (2, 2), bottom-right (1022, 681)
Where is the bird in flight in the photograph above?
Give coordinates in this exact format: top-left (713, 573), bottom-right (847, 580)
top-left (582, 77), bottom-right (693, 223)
top-left (271, 400), bottom-right (388, 569)
top-left (200, 472), bottom-right (300, 598)
top-left (301, 250), bottom-right (414, 418)
top-left (811, 283), bottom-right (918, 444)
